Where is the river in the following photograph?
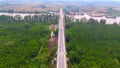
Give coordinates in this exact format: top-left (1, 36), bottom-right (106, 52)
top-left (0, 13), bottom-right (120, 24)
top-left (0, 12), bottom-right (42, 18)
top-left (74, 14), bottom-right (120, 24)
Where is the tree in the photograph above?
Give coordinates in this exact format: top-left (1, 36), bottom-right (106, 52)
top-left (113, 22), bottom-right (118, 25)
top-left (100, 19), bottom-right (106, 24)
top-left (80, 17), bottom-right (87, 23)
top-left (88, 18), bottom-right (97, 24)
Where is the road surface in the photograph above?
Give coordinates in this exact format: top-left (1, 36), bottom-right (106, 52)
top-left (57, 8), bottom-right (67, 68)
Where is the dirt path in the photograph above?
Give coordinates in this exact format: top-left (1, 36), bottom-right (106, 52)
top-left (48, 37), bottom-right (58, 52)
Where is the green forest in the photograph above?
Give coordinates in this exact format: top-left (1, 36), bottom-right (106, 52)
top-left (0, 15), bottom-right (58, 68)
top-left (1, 14), bottom-right (120, 68)
top-left (65, 23), bottom-right (120, 68)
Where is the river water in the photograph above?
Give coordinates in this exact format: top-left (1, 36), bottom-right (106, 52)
top-left (0, 13), bottom-right (120, 24)
top-left (0, 12), bottom-right (42, 18)
top-left (74, 14), bottom-right (120, 24)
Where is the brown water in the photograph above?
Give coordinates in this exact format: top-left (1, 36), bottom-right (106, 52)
top-left (0, 12), bottom-right (41, 18)
top-left (74, 14), bottom-right (120, 24)
top-left (0, 13), bottom-right (120, 24)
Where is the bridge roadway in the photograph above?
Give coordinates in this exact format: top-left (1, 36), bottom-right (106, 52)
top-left (56, 8), bottom-right (67, 68)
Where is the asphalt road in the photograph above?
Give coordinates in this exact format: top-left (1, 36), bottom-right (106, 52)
top-left (57, 8), bottom-right (67, 68)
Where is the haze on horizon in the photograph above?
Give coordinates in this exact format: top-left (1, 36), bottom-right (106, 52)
top-left (0, 0), bottom-right (120, 2)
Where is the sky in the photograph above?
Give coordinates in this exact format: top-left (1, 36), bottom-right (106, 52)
top-left (83, 0), bottom-right (120, 1)
top-left (0, 0), bottom-right (120, 2)
top-left (59, 0), bottom-right (120, 2)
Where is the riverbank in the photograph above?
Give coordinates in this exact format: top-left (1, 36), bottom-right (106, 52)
top-left (68, 14), bottom-right (120, 24)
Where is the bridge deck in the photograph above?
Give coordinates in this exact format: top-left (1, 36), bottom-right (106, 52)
top-left (57, 8), bottom-right (67, 68)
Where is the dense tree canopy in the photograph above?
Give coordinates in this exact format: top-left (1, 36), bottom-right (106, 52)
top-left (1, 14), bottom-right (120, 68)
top-left (66, 22), bottom-right (120, 68)
top-left (0, 14), bottom-right (58, 68)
